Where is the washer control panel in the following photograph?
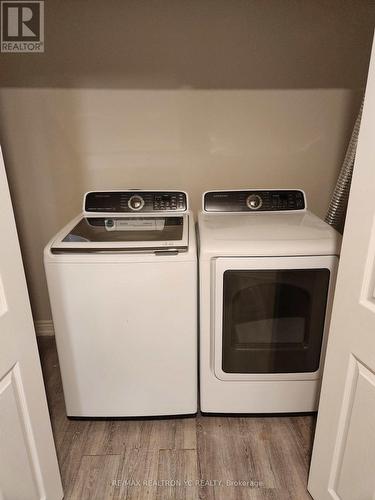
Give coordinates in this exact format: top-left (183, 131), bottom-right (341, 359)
top-left (204, 190), bottom-right (305, 212)
top-left (85, 191), bottom-right (187, 213)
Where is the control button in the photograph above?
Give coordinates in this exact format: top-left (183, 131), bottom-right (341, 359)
top-left (128, 195), bottom-right (145, 211)
top-left (246, 194), bottom-right (263, 210)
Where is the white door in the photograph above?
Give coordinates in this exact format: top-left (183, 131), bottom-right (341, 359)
top-left (308, 38), bottom-right (375, 499)
top-left (0, 148), bottom-right (63, 500)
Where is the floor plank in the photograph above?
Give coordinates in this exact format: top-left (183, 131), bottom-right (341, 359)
top-left (157, 449), bottom-right (198, 500)
top-left (69, 454), bottom-right (121, 500)
top-left (38, 337), bottom-right (314, 500)
top-left (174, 417), bottom-right (197, 450)
top-left (113, 449), bottom-right (159, 500)
top-left (58, 419), bottom-right (94, 497)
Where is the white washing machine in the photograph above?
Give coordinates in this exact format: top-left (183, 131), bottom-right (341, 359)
top-left (44, 190), bottom-right (197, 417)
top-left (199, 189), bottom-right (341, 413)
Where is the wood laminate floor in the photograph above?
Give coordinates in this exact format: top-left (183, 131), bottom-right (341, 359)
top-left (38, 337), bottom-right (314, 500)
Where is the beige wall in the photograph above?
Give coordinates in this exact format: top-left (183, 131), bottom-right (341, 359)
top-left (0, 88), bottom-right (363, 320)
top-left (0, 1), bottom-right (373, 322)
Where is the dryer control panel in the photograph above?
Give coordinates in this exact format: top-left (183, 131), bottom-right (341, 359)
top-left (204, 190), bottom-right (306, 212)
top-left (84, 191), bottom-right (187, 213)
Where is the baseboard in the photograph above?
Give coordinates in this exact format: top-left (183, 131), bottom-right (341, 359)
top-left (35, 320), bottom-right (55, 337)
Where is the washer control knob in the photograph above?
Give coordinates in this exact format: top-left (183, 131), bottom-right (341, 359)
top-left (246, 194), bottom-right (263, 210)
top-left (128, 195), bottom-right (145, 211)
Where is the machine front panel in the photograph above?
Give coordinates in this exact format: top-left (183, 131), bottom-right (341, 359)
top-left (85, 190), bottom-right (187, 213)
top-left (212, 255), bottom-right (338, 383)
top-left (204, 189), bottom-right (306, 212)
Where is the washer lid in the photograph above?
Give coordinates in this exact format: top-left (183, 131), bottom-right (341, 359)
top-left (51, 214), bottom-right (189, 253)
top-left (198, 211), bottom-right (341, 257)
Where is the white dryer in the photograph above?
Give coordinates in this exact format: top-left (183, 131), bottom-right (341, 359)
top-left (44, 190), bottom-right (197, 417)
top-left (198, 189), bottom-right (341, 413)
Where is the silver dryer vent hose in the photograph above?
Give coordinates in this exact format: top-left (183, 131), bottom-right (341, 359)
top-left (325, 99), bottom-right (364, 234)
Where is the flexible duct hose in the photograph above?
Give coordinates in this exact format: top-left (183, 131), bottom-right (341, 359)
top-left (325, 100), bottom-right (364, 233)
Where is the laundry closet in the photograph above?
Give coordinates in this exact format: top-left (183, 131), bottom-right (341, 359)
top-left (0, 2), bottom-right (374, 499)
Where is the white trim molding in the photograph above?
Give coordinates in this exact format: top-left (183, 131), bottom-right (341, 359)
top-left (34, 320), bottom-right (55, 337)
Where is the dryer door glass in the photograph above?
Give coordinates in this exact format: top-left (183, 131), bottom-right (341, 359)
top-left (222, 269), bottom-right (330, 373)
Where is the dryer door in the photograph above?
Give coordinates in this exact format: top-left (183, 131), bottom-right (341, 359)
top-left (213, 256), bottom-right (338, 381)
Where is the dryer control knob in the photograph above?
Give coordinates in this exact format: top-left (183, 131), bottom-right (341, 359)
top-left (246, 194), bottom-right (263, 210)
top-left (128, 195), bottom-right (145, 211)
